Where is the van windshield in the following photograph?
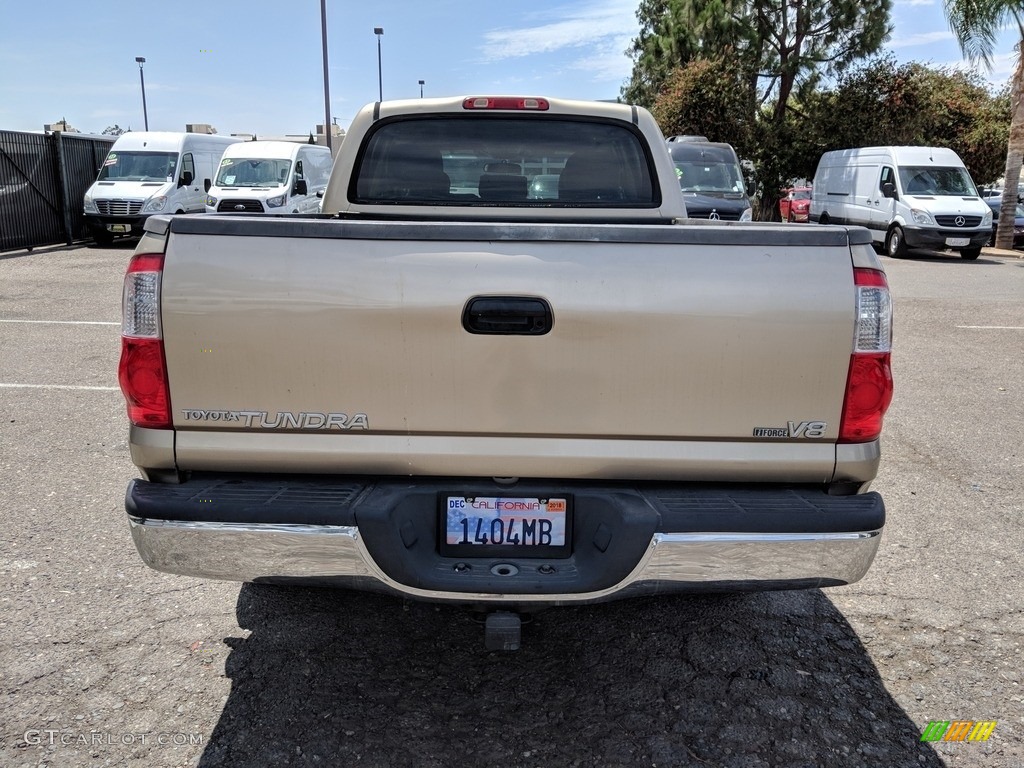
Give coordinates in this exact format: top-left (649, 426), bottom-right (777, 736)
top-left (900, 166), bottom-right (978, 196)
top-left (669, 145), bottom-right (746, 197)
top-left (97, 151), bottom-right (178, 182)
top-left (216, 158), bottom-right (291, 187)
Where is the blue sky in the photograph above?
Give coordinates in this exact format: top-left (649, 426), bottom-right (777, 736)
top-left (0, 0), bottom-right (1018, 137)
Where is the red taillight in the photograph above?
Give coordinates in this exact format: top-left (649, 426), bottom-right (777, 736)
top-left (462, 97), bottom-right (549, 111)
top-left (120, 252), bottom-right (171, 428)
top-left (126, 252), bottom-right (165, 275)
top-left (118, 337), bottom-right (171, 428)
top-left (839, 268), bottom-right (894, 443)
top-left (839, 352), bottom-right (893, 442)
top-left (852, 268), bottom-right (887, 289)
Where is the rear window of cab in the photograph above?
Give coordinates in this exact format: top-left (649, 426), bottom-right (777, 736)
top-left (351, 117), bottom-right (657, 207)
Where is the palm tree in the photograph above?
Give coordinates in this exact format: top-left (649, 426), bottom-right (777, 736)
top-left (944, 0), bottom-right (1024, 249)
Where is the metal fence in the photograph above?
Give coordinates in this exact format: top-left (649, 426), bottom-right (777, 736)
top-left (0, 130), bottom-right (114, 252)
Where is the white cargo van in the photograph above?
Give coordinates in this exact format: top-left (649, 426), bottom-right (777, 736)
top-left (84, 132), bottom-right (242, 244)
top-left (205, 142), bottom-right (333, 214)
top-left (810, 146), bottom-right (991, 260)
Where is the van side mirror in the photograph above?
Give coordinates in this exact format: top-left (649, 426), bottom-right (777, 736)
top-left (178, 171), bottom-right (194, 188)
top-left (881, 182), bottom-right (897, 200)
top-left (293, 179), bottom-right (308, 196)
top-left (316, 190), bottom-right (325, 199)
top-left (204, 178), bottom-right (212, 193)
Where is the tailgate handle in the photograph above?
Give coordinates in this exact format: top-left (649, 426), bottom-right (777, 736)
top-left (463, 296), bottom-right (553, 335)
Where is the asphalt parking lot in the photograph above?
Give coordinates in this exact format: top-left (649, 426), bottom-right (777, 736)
top-left (1, 241), bottom-right (1022, 767)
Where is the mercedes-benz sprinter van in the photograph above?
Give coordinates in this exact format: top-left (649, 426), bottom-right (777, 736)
top-left (84, 132), bottom-right (242, 244)
top-left (666, 136), bottom-right (754, 221)
top-left (810, 146), bottom-right (991, 260)
top-left (205, 141), bottom-right (333, 214)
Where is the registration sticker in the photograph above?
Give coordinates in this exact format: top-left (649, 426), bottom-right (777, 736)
top-left (946, 237), bottom-right (970, 247)
top-left (440, 495), bottom-right (572, 557)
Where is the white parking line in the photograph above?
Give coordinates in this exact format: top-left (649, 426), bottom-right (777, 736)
top-left (0, 320), bottom-right (119, 326)
top-left (2, 320), bottom-right (121, 392)
top-left (0, 383), bottom-right (120, 391)
top-left (956, 325), bottom-right (1024, 330)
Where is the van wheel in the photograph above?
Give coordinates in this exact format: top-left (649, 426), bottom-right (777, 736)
top-left (960, 247), bottom-right (981, 260)
top-left (818, 213), bottom-right (830, 225)
top-left (885, 226), bottom-right (907, 258)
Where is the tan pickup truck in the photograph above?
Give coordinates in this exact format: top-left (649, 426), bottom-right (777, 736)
top-left (118, 96), bottom-right (893, 649)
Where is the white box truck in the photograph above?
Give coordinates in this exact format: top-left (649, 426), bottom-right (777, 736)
top-left (84, 132), bottom-right (243, 245)
top-left (205, 141), bottom-right (333, 214)
top-left (810, 146), bottom-right (991, 260)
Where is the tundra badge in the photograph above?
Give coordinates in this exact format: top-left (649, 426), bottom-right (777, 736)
top-left (181, 409), bottom-right (369, 430)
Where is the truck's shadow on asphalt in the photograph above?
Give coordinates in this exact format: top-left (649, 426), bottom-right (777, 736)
top-left (199, 585), bottom-right (943, 768)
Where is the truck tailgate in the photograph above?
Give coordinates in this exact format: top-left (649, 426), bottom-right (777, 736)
top-left (159, 218), bottom-right (858, 481)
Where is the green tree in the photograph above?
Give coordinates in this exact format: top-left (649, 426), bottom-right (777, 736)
top-left (650, 56), bottom-right (755, 152)
top-left (664, 55), bottom-right (1007, 218)
top-left (943, 0), bottom-right (1024, 248)
top-left (623, 0), bottom-right (677, 106)
top-left (960, 83), bottom-right (1012, 187)
top-left (624, 0), bottom-right (891, 120)
top-left (802, 58), bottom-right (929, 155)
top-left (623, 0), bottom-right (755, 106)
top-left (624, 0), bottom-right (893, 218)
top-left (915, 65), bottom-right (1010, 185)
top-left (800, 56), bottom-right (1008, 185)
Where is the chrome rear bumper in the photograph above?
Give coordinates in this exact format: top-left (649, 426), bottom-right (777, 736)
top-left (128, 517), bottom-right (881, 606)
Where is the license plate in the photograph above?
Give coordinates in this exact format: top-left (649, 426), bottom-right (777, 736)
top-left (440, 495), bottom-right (572, 557)
top-left (946, 237), bottom-right (970, 247)
top-left (107, 224), bottom-right (130, 233)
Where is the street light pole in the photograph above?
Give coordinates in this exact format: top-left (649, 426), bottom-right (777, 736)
top-left (320, 0), bottom-right (332, 151)
top-left (374, 27), bottom-right (384, 101)
top-left (135, 57), bottom-right (148, 131)
top-left (418, 79), bottom-right (424, 98)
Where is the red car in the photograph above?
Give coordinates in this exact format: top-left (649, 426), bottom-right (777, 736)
top-left (780, 186), bottom-right (812, 222)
